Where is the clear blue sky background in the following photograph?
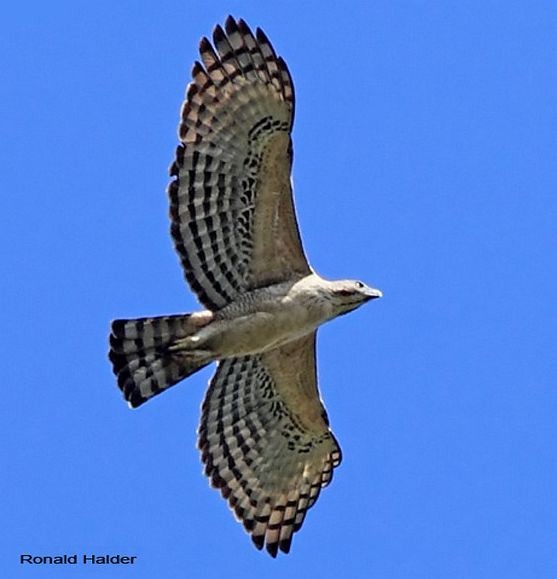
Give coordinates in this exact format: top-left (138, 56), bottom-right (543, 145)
top-left (2, 1), bottom-right (556, 577)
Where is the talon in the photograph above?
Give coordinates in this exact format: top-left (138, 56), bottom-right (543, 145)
top-left (168, 336), bottom-right (199, 351)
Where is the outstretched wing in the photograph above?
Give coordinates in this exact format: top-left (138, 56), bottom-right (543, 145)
top-left (169, 16), bottom-right (311, 310)
top-left (198, 333), bottom-right (341, 557)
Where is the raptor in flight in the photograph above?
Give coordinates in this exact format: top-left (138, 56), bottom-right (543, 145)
top-left (109, 16), bottom-right (382, 557)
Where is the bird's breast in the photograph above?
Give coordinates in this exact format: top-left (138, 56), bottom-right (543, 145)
top-left (209, 301), bottom-right (322, 358)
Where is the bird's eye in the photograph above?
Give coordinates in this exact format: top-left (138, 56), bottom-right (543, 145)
top-left (355, 281), bottom-right (364, 289)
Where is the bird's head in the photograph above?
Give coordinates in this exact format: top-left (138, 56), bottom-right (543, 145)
top-left (329, 280), bottom-right (383, 317)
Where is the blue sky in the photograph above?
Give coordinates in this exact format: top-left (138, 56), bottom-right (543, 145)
top-left (2, 1), bottom-right (556, 577)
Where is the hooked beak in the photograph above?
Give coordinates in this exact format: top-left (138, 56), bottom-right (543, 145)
top-left (364, 287), bottom-right (383, 301)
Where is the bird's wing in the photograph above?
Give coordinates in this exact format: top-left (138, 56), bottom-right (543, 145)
top-left (199, 332), bottom-right (341, 557)
top-left (169, 16), bottom-right (311, 310)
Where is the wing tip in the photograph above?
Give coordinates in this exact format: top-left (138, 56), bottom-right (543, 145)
top-left (224, 14), bottom-right (238, 34)
top-left (279, 537), bottom-right (293, 554)
top-left (266, 541), bottom-right (279, 558)
top-left (212, 23), bottom-right (226, 45)
top-left (252, 534), bottom-right (265, 551)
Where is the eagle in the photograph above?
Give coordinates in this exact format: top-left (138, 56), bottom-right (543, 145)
top-left (109, 16), bottom-right (382, 557)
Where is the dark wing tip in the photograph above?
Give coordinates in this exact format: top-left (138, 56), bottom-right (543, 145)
top-left (199, 36), bottom-right (212, 52)
top-left (224, 15), bottom-right (238, 33)
top-left (169, 145), bottom-right (185, 177)
top-left (252, 534), bottom-right (264, 551)
top-left (192, 60), bottom-right (204, 76)
top-left (276, 56), bottom-right (291, 77)
top-left (213, 23), bottom-right (226, 45)
top-left (255, 27), bottom-right (274, 53)
top-left (185, 82), bottom-right (198, 100)
top-left (237, 18), bottom-right (252, 36)
top-left (279, 537), bottom-right (293, 554)
top-left (266, 541), bottom-right (279, 558)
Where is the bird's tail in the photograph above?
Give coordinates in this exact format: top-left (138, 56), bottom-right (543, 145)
top-left (109, 314), bottom-right (212, 408)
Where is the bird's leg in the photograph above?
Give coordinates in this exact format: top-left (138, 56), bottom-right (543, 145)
top-left (167, 335), bottom-right (214, 366)
top-left (168, 336), bottom-right (199, 351)
top-left (168, 310), bottom-right (216, 354)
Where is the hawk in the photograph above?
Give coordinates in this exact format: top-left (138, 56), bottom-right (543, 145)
top-left (109, 16), bottom-right (382, 557)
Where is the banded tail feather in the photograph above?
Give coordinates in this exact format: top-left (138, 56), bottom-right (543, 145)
top-left (109, 314), bottom-right (212, 408)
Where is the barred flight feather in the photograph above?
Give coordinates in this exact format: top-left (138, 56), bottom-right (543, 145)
top-left (198, 336), bottom-right (341, 557)
top-left (109, 315), bottom-right (210, 407)
top-left (169, 15), bottom-right (308, 310)
top-left (109, 16), bottom-right (348, 559)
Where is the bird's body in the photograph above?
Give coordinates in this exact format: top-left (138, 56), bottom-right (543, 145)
top-left (188, 282), bottom-right (317, 358)
top-left (109, 16), bottom-right (382, 557)
top-left (174, 274), bottom-right (379, 359)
